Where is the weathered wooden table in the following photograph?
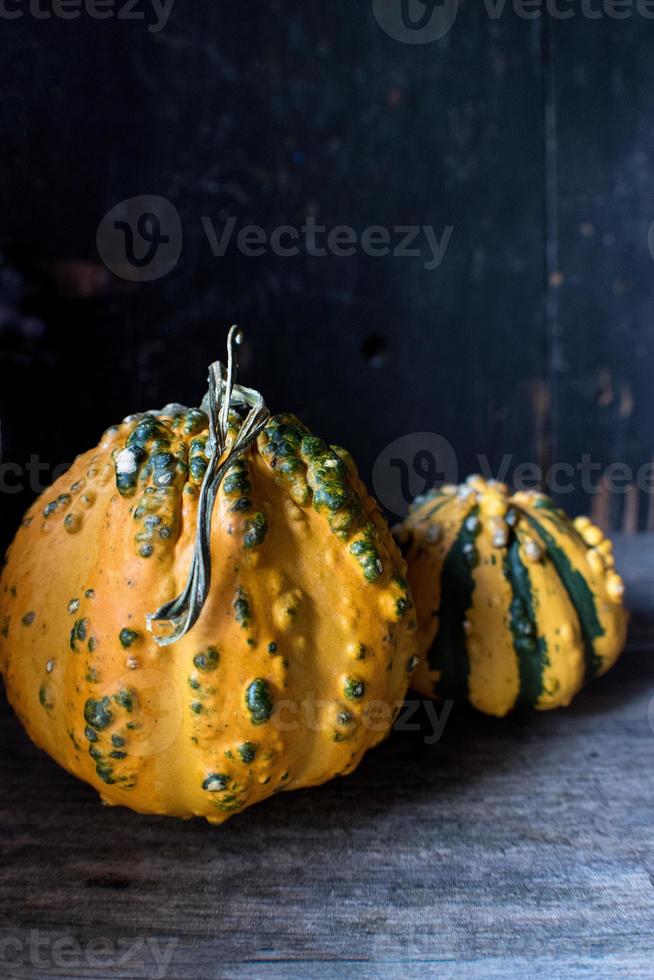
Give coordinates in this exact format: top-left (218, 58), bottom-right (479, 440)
top-left (1, 536), bottom-right (653, 979)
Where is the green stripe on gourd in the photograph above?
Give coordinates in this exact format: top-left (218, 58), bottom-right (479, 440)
top-left (219, 456), bottom-right (268, 548)
top-left (259, 415), bottom-right (385, 583)
top-left (532, 496), bottom-right (589, 550)
top-left (520, 511), bottom-right (604, 680)
top-left (188, 436), bottom-right (209, 484)
top-left (504, 535), bottom-right (549, 706)
top-left (427, 505), bottom-right (481, 702)
top-left (259, 415), bottom-right (310, 506)
top-left (410, 492), bottom-right (456, 524)
top-left (402, 477), bottom-right (627, 715)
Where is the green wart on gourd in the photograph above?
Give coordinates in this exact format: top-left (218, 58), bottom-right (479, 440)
top-left (259, 416), bottom-right (385, 582)
top-left (238, 742), bottom-right (256, 763)
top-left (119, 628), bottom-right (141, 649)
top-left (39, 684), bottom-right (54, 710)
top-left (114, 688), bottom-right (135, 712)
top-left (116, 417), bottom-right (189, 562)
top-left (194, 646), bottom-right (219, 671)
top-left (202, 772), bottom-right (229, 792)
top-left (245, 678), bottom-right (273, 725)
top-left (43, 493), bottom-right (72, 519)
top-left (233, 589), bottom-right (251, 627)
top-left (243, 512), bottom-right (268, 549)
top-left (84, 696), bottom-right (113, 731)
top-left (70, 618), bottom-right (88, 651)
top-left (344, 678), bottom-right (365, 701)
top-left (189, 437), bottom-right (209, 484)
top-left (83, 716), bottom-right (135, 789)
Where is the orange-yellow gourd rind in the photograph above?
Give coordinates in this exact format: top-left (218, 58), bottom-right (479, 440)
top-left (397, 476), bottom-right (627, 717)
top-left (0, 408), bottom-right (416, 822)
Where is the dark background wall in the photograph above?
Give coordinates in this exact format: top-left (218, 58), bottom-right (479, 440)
top-left (1, 1), bottom-right (653, 551)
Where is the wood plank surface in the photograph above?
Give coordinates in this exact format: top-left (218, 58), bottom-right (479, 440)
top-left (1, 535), bottom-right (653, 979)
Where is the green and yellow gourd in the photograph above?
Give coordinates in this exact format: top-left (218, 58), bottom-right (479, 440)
top-left (0, 330), bottom-right (416, 822)
top-left (396, 476), bottom-right (628, 716)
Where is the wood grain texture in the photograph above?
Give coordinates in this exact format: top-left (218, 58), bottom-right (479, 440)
top-left (0, 535), bottom-right (652, 979)
top-left (549, 17), bottom-right (654, 527)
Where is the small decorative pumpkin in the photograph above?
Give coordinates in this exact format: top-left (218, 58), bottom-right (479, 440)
top-left (0, 329), bottom-right (416, 822)
top-left (396, 476), bottom-right (628, 716)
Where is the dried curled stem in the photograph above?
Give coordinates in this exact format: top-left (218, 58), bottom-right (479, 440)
top-left (146, 326), bottom-right (270, 646)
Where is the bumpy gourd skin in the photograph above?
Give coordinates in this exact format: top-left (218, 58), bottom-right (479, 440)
top-left (0, 409), bottom-right (416, 823)
top-left (397, 476), bottom-right (628, 717)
